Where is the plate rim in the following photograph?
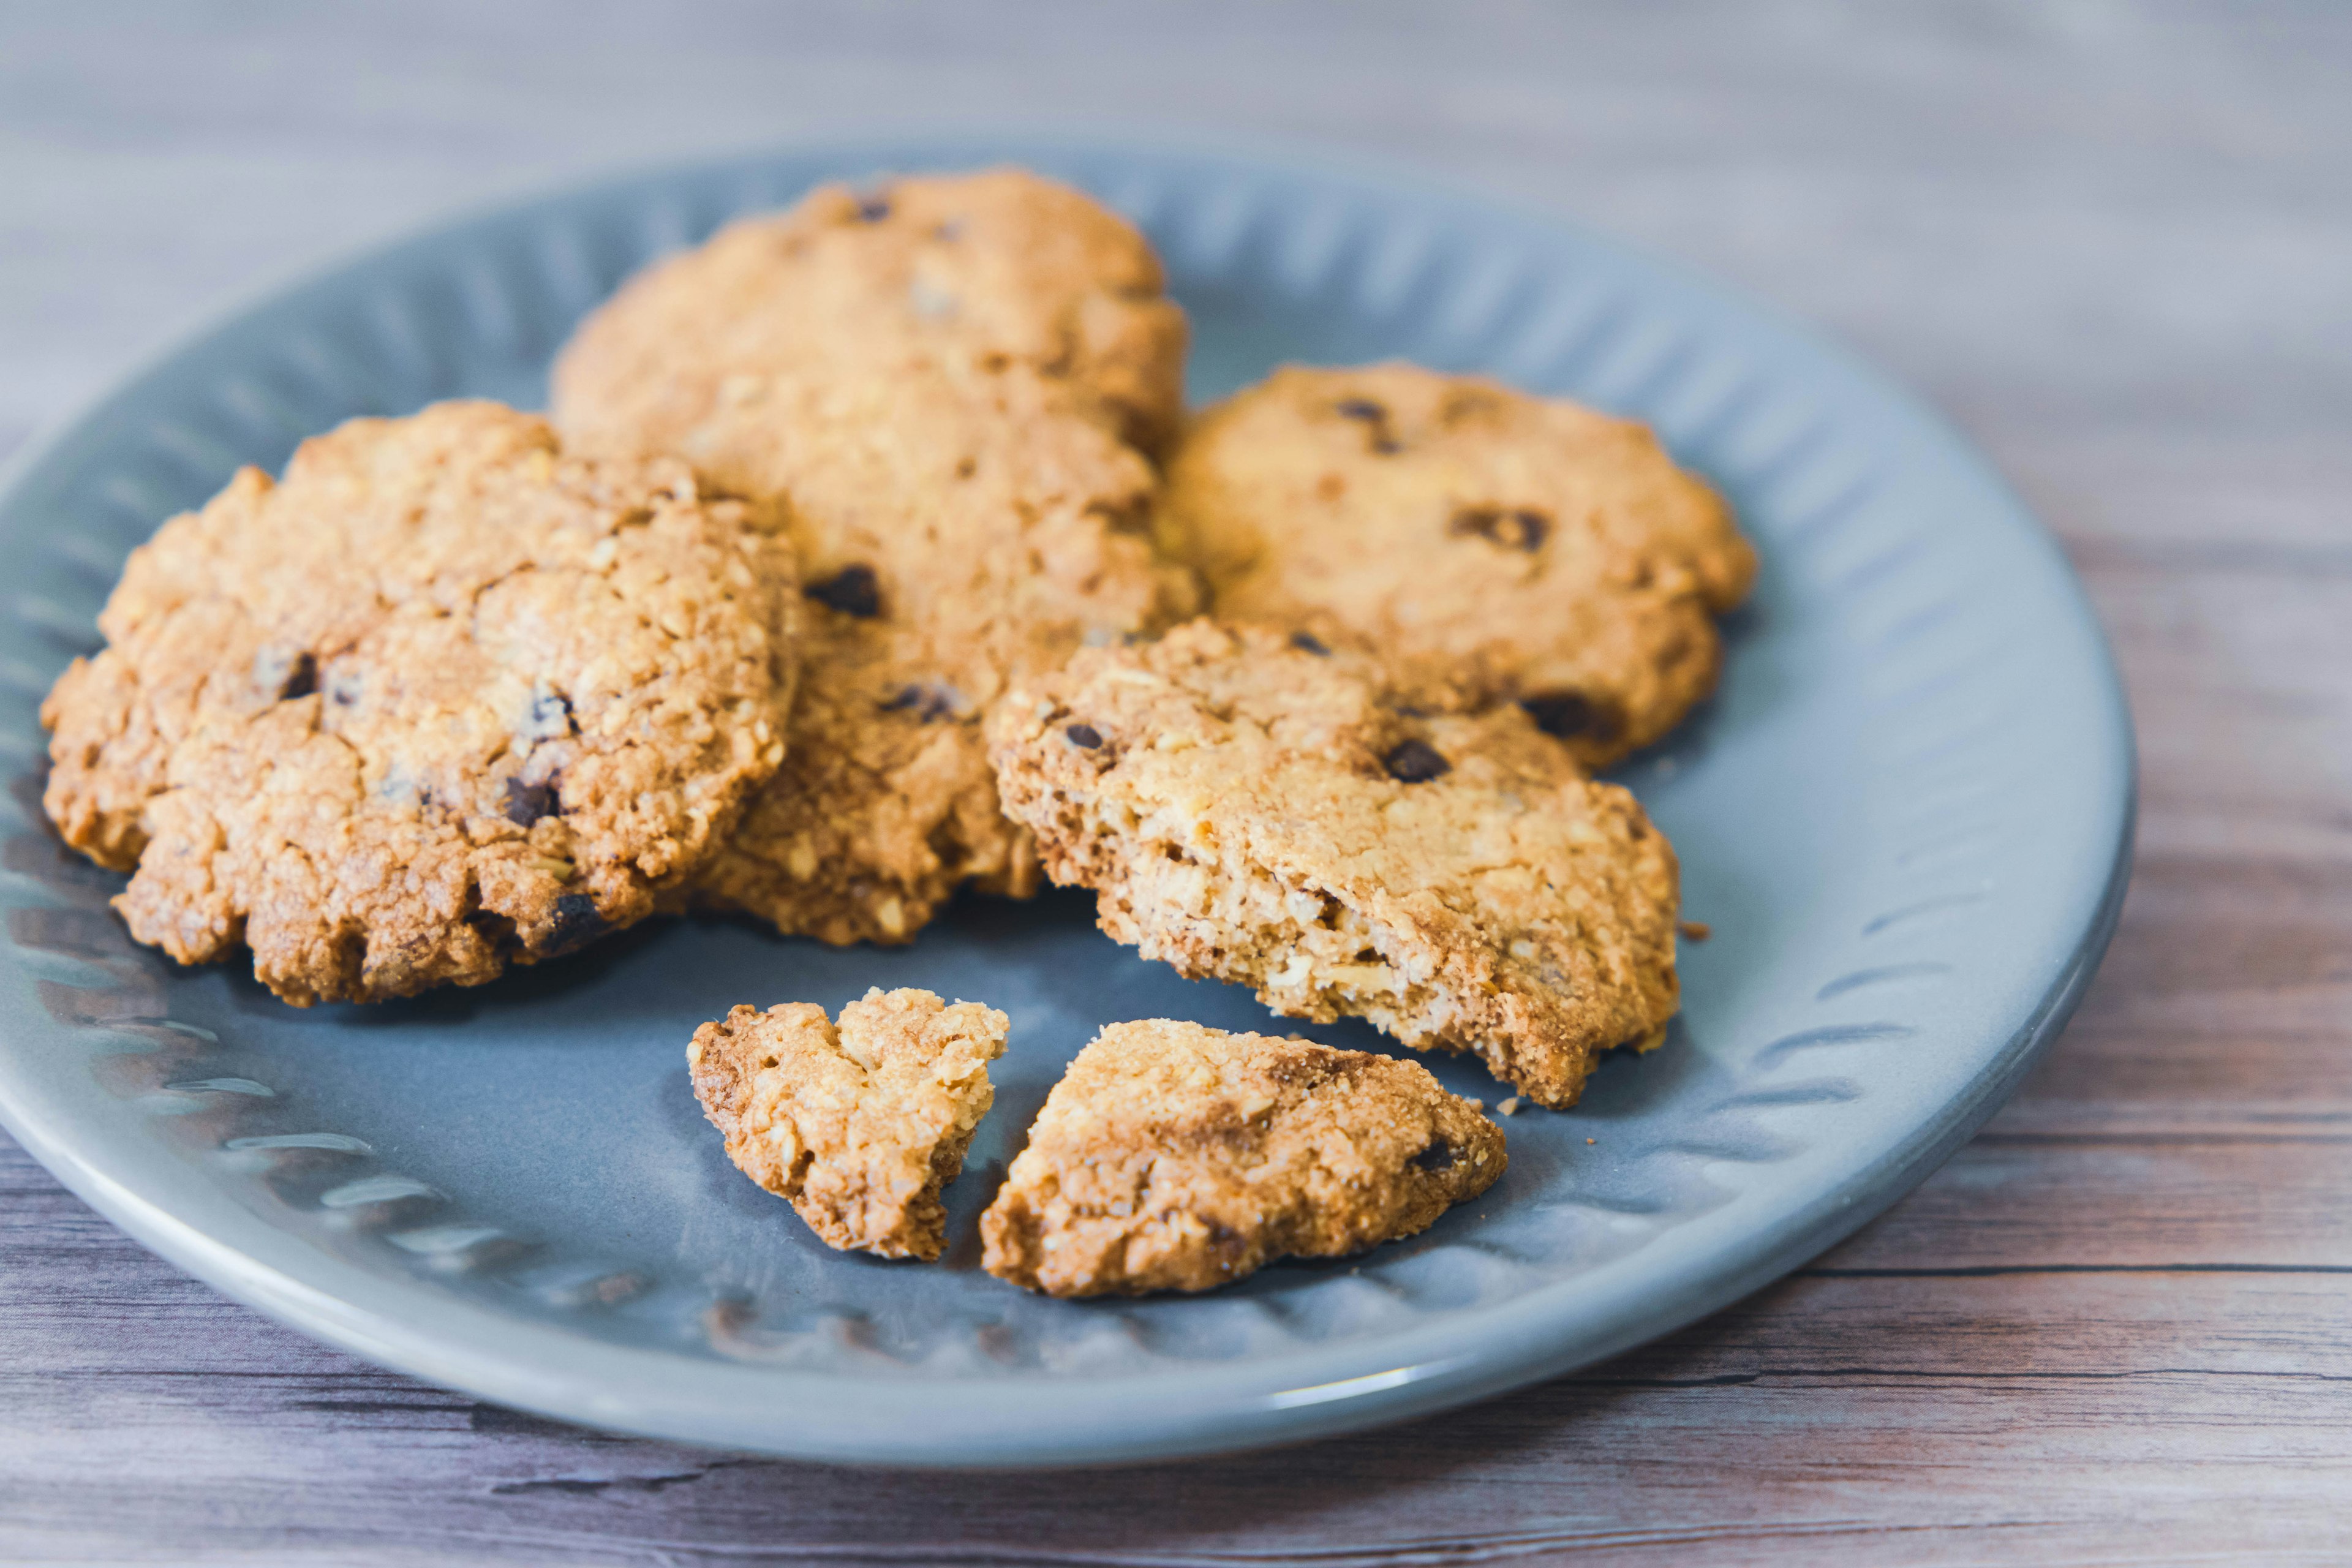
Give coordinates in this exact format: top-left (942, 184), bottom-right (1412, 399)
top-left (0, 130), bottom-right (2138, 1468)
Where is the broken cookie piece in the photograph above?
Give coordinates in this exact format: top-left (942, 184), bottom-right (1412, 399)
top-left (987, 620), bottom-right (1682, 1108)
top-left (687, 987), bottom-right (1009, 1260)
top-left (981, 1020), bottom-right (1505, 1297)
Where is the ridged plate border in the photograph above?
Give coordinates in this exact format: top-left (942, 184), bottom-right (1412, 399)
top-left (0, 134), bottom-right (2132, 1466)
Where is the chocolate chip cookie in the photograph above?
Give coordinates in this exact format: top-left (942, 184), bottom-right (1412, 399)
top-left (552, 165), bottom-right (1187, 459)
top-left (980, 1019), bottom-right (1505, 1297)
top-left (40, 401), bottom-right (797, 1005)
top-left (988, 621), bottom-right (1682, 1107)
top-left (1158, 363), bottom-right (1757, 766)
top-left (689, 987), bottom-right (1008, 1260)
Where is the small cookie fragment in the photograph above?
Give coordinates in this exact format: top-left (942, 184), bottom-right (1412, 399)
top-left (988, 621), bottom-right (1681, 1107)
top-left (687, 987), bottom-right (1009, 1260)
top-left (39, 401), bottom-right (796, 1005)
top-left (981, 1020), bottom-right (1505, 1297)
top-left (1158, 363), bottom-right (1757, 765)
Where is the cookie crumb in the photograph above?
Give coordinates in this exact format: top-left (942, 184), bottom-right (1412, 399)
top-left (1678, 919), bottom-right (1712, 941)
top-left (1497, 1096), bottom-right (1521, 1116)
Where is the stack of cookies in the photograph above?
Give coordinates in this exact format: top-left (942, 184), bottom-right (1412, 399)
top-left (41, 168), bottom-right (1754, 1297)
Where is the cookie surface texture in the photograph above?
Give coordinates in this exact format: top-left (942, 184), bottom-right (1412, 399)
top-left (552, 170), bottom-right (1196, 945)
top-left (40, 401), bottom-right (796, 1005)
top-left (989, 621), bottom-right (1682, 1107)
top-left (688, 987), bottom-right (1010, 1260)
top-left (552, 165), bottom-right (1187, 458)
top-left (1159, 363), bottom-right (1757, 765)
top-left (980, 1019), bottom-right (1505, 1297)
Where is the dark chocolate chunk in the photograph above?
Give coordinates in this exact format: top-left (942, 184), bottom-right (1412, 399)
top-left (805, 564), bottom-right (882, 619)
top-left (854, 195), bottom-right (891, 222)
top-left (326, 668), bottom-right (364, 708)
top-left (1409, 1139), bottom-right (1457, 1173)
top-left (1448, 505), bottom-right (1550, 552)
top-left (881, 680), bottom-right (962, 722)
top-left (522, 689), bottom-right (576, 740)
top-left (1287, 630), bottom-right (1331, 657)
top-left (279, 652), bottom-right (318, 701)
top-left (1382, 739), bottom-right (1452, 783)
top-left (1520, 690), bottom-right (1621, 744)
top-left (541, 892), bottom-right (608, 956)
top-left (1064, 723), bottom-right (1103, 750)
top-left (502, 777), bottom-right (559, 827)
top-left (1333, 399), bottom-right (1387, 422)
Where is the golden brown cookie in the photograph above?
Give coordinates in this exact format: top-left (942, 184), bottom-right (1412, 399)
top-left (988, 621), bottom-right (1682, 1107)
top-left (651, 363), bottom-right (1196, 943)
top-left (688, 987), bottom-right (1009, 1261)
top-left (1158, 363), bottom-right (1757, 766)
top-left (980, 1019), bottom-right (1505, 1297)
top-left (39, 401), bottom-right (796, 1005)
top-left (552, 170), bottom-right (1199, 945)
top-left (552, 165), bottom-right (1187, 459)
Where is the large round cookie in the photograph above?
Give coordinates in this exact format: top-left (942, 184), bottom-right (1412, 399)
top-left (672, 363), bottom-right (1196, 944)
top-left (1158, 363), bottom-right (1757, 767)
top-left (552, 166), bottom-right (1188, 461)
top-left (39, 402), bottom-right (797, 1005)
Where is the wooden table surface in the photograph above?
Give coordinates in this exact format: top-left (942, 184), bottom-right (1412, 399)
top-left (6, 4), bottom-right (2349, 1561)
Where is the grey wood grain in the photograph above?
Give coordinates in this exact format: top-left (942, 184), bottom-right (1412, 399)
top-left (4, 2), bottom-right (2350, 1561)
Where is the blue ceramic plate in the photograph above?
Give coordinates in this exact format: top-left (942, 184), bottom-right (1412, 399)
top-left (0, 137), bottom-right (2132, 1466)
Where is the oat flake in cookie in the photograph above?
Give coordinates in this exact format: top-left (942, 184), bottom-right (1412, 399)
top-left (988, 622), bottom-right (1682, 1107)
top-left (688, 988), bottom-right (1009, 1261)
top-left (1159, 363), bottom-right (1757, 766)
top-left (981, 1020), bottom-right (1505, 1297)
top-left (39, 401), bottom-right (797, 1005)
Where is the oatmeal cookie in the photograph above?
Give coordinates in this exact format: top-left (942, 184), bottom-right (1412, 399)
top-left (599, 361), bottom-right (1195, 945)
top-left (552, 166), bottom-right (1187, 459)
top-left (981, 1019), bottom-right (1504, 1297)
top-left (688, 987), bottom-right (1009, 1260)
top-left (40, 401), bottom-right (796, 1005)
top-left (988, 621), bottom-right (1681, 1107)
top-left (1158, 363), bottom-right (1756, 766)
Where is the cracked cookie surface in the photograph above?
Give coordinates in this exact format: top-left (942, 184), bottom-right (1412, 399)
top-left (40, 401), bottom-right (797, 1004)
top-left (981, 1019), bottom-right (1505, 1297)
top-left (554, 170), bottom-right (1196, 945)
top-left (689, 987), bottom-right (1009, 1260)
top-left (552, 165), bottom-right (1187, 458)
top-left (989, 621), bottom-right (1681, 1107)
top-left (1158, 363), bottom-right (1757, 766)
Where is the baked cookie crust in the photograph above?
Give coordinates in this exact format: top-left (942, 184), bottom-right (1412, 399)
top-left (1158, 363), bottom-right (1757, 766)
top-left (552, 165), bottom-right (1187, 459)
top-left (988, 621), bottom-right (1682, 1107)
top-left (688, 987), bottom-right (1009, 1260)
top-left (981, 1019), bottom-right (1505, 1297)
top-left (40, 401), bottom-right (796, 1005)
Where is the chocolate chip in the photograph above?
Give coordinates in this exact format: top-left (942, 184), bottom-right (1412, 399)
top-left (805, 564), bottom-right (881, 619)
top-left (1369, 435), bottom-right (1403, 456)
top-left (1334, 399), bottom-right (1386, 422)
top-left (542, 892), bottom-right (607, 956)
top-left (1410, 1139), bottom-right (1457, 1172)
top-left (1288, 630), bottom-right (1331, 656)
top-left (1382, 739), bottom-right (1451, 783)
top-left (522, 689), bottom-right (576, 740)
top-left (1521, 690), bottom-right (1619, 744)
top-left (502, 777), bottom-right (558, 827)
top-left (326, 668), bottom-right (364, 708)
top-left (1065, 723), bottom-right (1103, 749)
top-left (1448, 506), bottom-right (1549, 552)
top-left (279, 653), bottom-right (317, 700)
top-left (881, 681), bottom-right (962, 722)
top-left (855, 195), bottom-right (891, 222)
